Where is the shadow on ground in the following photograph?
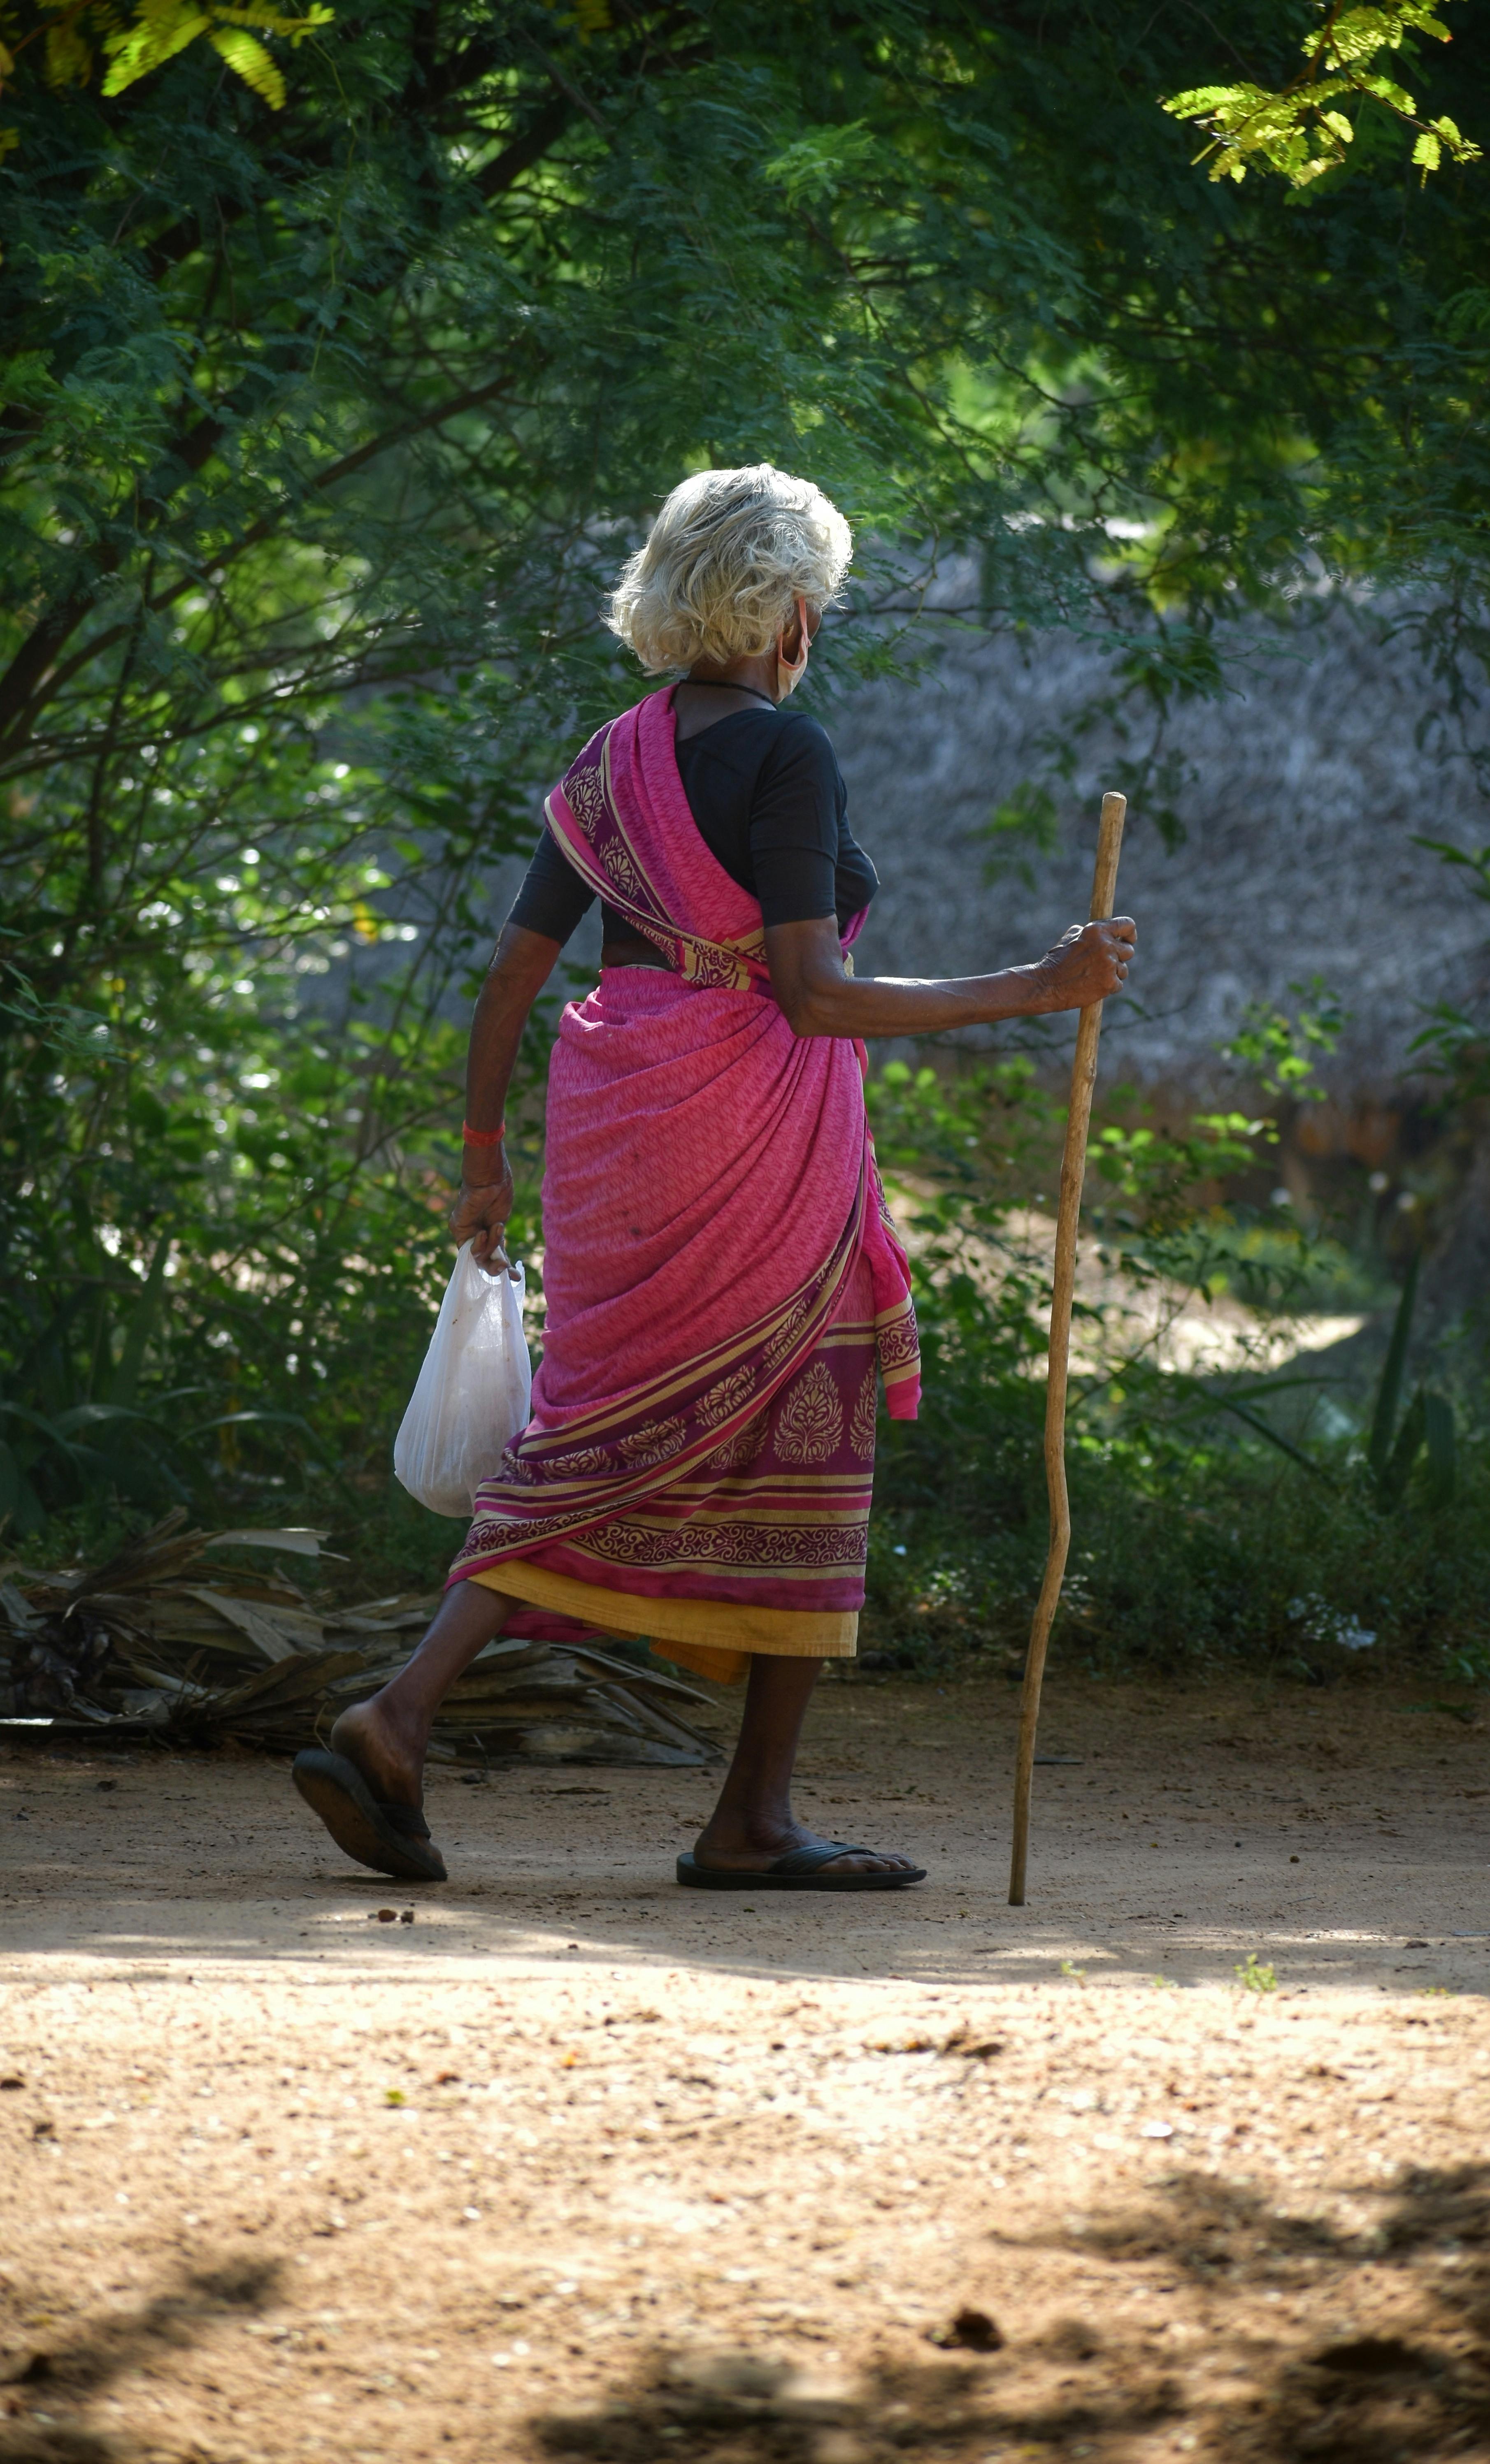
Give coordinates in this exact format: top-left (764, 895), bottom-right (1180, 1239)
top-left (0, 2258), bottom-right (282, 2464)
top-left (529, 2166), bottom-right (1490, 2463)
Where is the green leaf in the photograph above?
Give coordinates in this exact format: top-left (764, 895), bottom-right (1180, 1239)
top-left (109, 1237), bottom-right (174, 1408)
top-left (1216, 1399), bottom-right (1335, 1483)
top-left (206, 25), bottom-right (286, 108)
top-left (1381, 1384), bottom-right (1425, 1508)
top-left (100, 3), bottom-right (212, 96)
top-left (0, 1439), bottom-right (46, 1536)
top-left (1368, 1254), bottom-right (1420, 1487)
top-left (761, 122), bottom-right (878, 207)
top-left (1421, 1391), bottom-right (1457, 1509)
top-left (1160, 0), bottom-right (1480, 186)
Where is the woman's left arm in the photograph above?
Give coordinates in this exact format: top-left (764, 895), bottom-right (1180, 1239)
top-left (764, 913), bottom-right (1135, 1038)
top-left (449, 923), bottom-right (561, 1270)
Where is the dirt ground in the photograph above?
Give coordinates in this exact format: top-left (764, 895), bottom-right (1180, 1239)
top-left (2, 1670), bottom-right (1488, 2464)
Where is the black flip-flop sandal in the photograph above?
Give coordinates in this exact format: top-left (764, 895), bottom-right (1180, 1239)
top-left (292, 1747), bottom-right (447, 1883)
top-left (676, 1841), bottom-right (925, 1892)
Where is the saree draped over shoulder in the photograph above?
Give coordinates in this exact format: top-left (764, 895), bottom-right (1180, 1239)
top-left (448, 687), bottom-right (919, 1685)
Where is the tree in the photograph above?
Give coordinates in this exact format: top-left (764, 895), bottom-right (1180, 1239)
top-left (0, 0), bottom-right (332, 136)
top-left (2, 0), bottom-right (1487, 1522)
top-left (1163, 0), bottom-right (1480, 185)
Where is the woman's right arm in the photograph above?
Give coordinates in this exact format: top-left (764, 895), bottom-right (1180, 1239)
top-left (448, 922), bottom-right (563, 1271)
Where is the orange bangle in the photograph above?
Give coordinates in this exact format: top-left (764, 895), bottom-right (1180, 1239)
top-left (462, 1121), bottom-right (506, 1147)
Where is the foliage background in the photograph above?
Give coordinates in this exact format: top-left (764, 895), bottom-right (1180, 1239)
top-left (3, 0), bottom-right (1489, 1683)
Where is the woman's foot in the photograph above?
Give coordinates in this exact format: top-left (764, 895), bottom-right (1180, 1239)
top-left (690, 1814), bottom-right (920, 1879)
top-left (690, 1656), bottom-right (923, 1880)
top-left (322, 1579), bottom-right (514, 1812)
top-left (292, 1708), bottom-right (447, 1884)
top-left (293, 1582), bottom-right (515, 1883)
top-left (328, 1695), bottom-right (426, 1812)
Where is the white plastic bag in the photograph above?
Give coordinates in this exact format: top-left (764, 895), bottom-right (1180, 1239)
top-left (393, 1243), bottom-right (532, 1517)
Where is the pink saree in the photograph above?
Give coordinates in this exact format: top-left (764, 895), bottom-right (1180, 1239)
top-left (447, 686), bottom-right (919, 1684)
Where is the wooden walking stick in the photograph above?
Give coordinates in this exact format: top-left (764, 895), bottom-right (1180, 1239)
top-left (1008, 790), bottom-right (1127, 1907)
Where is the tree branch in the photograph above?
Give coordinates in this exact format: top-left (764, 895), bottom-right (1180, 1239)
top-left (0, 365), bottom-right (528, 765)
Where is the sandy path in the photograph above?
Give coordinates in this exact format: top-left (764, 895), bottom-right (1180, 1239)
top-left (1, 1674), bottom-right (1487, 2464)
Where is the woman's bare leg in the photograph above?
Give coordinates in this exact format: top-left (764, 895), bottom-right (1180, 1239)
top-left (329, 1580), bottom-right (515, 1809)
top-left (691, 1654), bottom-right (919, 1877)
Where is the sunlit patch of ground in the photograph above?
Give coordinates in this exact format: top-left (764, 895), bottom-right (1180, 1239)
top-left (886, 1190), bottom-right (1367, 1380)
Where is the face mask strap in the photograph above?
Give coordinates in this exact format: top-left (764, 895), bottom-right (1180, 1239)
top-left (776, 595), bottom-right (811, 700)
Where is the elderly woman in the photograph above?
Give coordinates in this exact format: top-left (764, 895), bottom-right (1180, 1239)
top-left (293, 464), bottom-right (1135, 1890)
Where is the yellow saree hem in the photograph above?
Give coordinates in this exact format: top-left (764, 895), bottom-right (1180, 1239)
top-left (466, 1561), bottom-right (857, 1690)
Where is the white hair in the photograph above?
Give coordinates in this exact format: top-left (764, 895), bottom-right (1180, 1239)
top-left (606, 464), bottom-right (853, 675)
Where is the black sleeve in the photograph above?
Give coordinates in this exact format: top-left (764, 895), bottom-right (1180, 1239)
top-left (748, 715), bottom-right (843, 927)
top-left (507, 828), bottom-right (597, 945)
top-left (834, 819), bottom-right (878, 922)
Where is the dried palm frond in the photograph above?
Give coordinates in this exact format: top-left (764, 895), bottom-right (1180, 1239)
top-left (0, 1513), bottom-right (721, 1766)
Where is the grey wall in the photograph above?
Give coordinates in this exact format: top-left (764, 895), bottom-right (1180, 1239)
top-left (834, 598), bottom-right (1490, 1097)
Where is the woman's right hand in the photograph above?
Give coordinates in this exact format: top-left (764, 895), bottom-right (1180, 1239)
top-left (1028, 917), bottom-right (1137, 1012)
top-left (449, 1162), bottom-right (516, 1276)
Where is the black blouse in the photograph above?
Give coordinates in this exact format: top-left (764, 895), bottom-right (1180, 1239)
top-left (508, 705), bottom-right (877, 946)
